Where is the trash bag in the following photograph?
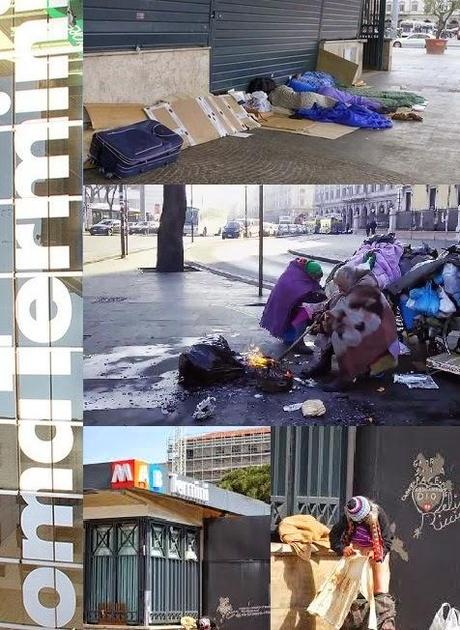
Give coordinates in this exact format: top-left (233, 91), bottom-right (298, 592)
top-left (406, 282), bottom-right (440, 317)
top-left (178, 335), bottom-right (245, 387)
top-left (429, 603), bottom-right (460, 630)
top-left (437, 286), bottom-right (457, 317)
top-left (443, 263), bottom-right (460, 306)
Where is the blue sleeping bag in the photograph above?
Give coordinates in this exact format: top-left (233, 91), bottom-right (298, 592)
top-left (295, 102), bottom-right (393, 130)
top-left (287, 72), bottom-right (336, 93)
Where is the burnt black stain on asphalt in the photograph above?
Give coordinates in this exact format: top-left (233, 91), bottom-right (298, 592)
top-left (84, 355), bottom-right (460, 426)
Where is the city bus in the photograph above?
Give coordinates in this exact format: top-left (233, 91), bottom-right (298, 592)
top-left (183, 207), bottom-right (207, 237)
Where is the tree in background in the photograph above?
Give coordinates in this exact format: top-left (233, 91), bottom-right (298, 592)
top-left (156, 185), bottom-right (187, 272)
top-left (425, 0), bottom-right (460, 38)
top-left (218, 465), bottom-right (271, 504)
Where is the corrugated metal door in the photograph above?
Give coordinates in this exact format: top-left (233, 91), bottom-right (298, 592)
top-left (84, 0), bottom-right (211, 53)
top-left (320, 0), bottom-right (363, 40)
top-left (210, 0), bottom-right (324, 92)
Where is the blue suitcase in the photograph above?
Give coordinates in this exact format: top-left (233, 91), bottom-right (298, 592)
top-left (89, 120), bottom-right (183, 178)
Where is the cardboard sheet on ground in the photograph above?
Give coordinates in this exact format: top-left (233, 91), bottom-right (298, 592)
top-left (145, 102), bottom-right (194, 148)
top-left (85, 103), bottom-right (147, 130)
top-left (260, 113), bottom-right (357, 139)
top-left (144, 94), bottom-right (260, 149)
top-left (316, 48), bottom-right (360, 87)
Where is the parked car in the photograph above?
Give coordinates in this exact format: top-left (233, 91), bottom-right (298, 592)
top-left (263, 222), bottom-right (276, 236)
top-left (129, 221), bottom-right (158, 235)
top-left (222, 221), bottom-right (242, 239)
top-left (89, 219), bottom-right (121, 236)
top-left (393, 33), bottom-right (434, 48)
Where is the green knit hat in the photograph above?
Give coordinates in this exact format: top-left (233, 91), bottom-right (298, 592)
top-left (304, 260), bottom-right (323, 279)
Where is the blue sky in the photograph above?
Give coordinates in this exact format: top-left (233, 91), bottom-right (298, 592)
top-left (83, 426), bottom-right (246, 464)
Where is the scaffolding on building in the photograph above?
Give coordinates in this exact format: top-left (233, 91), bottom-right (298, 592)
top-left (167, 428), bottom-right (271, 484)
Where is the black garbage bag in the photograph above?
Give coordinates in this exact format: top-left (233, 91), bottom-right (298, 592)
top-left (179, 335), bottom-right (245, 387)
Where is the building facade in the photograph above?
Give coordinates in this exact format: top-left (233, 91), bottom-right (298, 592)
top-left (0, 1), bottom-right (83, 628)
top-left (169, 428), bottom-right (271, 484)
top-left (386, 0), bottom-right (460, 26)
top-left (248, 186), bottom-right (314, 224)
top-left (84, 461), bottom-right (270, 628)
top-left (313, 184), bottom-right (460, 232)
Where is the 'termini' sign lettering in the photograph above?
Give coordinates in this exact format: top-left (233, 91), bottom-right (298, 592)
top-left (0, 0), bottom-right (82, 627)
top-left (170, 474), bottom-right (210, 504)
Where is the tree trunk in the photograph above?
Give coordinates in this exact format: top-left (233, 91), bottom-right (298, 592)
top-left (156, 184), bottom-right (187, 272)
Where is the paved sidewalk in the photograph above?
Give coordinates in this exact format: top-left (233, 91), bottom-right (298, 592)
top-left (85, 50), bottom-right (460, 184)
top-left (289, 231), bottom-right (458, 264)
top-left (84, 250), bottom-right (460, 426)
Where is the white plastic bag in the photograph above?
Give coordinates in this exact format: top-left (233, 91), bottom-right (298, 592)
top-left (429, 603), bottom-right (460, 630)
top-left (437, 287), bottom-right (456, 317)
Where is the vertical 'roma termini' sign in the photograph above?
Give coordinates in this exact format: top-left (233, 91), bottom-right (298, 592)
top-left (0, 0), bottom-right (82, 627)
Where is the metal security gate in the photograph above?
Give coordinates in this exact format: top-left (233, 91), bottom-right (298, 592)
top-left (148, 522), bottom-right (201, 624)
top-left (85, 521), bottom-right (142, 625)
top-left (203, 516), bottom-right (270, 630)
top-left (209, 0), bottom-right (324, 93)
top-left (271, 426), bottom-right (352, 528)
top-left (360, 0), bottom-right (387, 70)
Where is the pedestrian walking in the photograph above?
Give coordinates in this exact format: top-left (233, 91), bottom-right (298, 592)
top-left (370, 217), bottom-right (377, 236)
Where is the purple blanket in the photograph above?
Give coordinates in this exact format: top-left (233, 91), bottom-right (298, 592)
top-left (318, 86), bottom-right (383, 112)
top-left (347, 242), bottom-right (404, 289)
top-left (260, 260), bottom-right (322, 338)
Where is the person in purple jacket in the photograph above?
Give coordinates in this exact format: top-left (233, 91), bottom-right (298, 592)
top-left (260, 258), bottom-right (327, 352)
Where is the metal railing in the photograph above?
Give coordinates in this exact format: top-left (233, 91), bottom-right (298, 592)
top-left (271, 426), bottom-right (350, 529)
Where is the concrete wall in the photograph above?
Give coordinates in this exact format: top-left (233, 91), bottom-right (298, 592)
top-left (83, 47), bottom-right (210, 104)
top-left (270, 543), bottom-right (340, 630)
top-left (321, 39), bottom-right (365, 80)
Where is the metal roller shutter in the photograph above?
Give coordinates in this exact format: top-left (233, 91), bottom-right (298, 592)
top-left (320, 0), bottom-right (364, 40)
top-left (210, 0), bottom-right (323, 92)
top-left (84, 0), bottom-right (211, 52)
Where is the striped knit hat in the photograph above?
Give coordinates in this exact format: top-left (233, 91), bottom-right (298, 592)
top-left (345, 496), bottom-right (371, 522)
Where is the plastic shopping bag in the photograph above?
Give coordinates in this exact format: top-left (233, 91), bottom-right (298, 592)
top-left (429, 603), bottom-right (460, 630)
top-left (437, 287), bottom-right (457, 317)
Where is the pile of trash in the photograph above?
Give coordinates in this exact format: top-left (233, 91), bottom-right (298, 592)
top-left (332, 235), bottom-right (460, 354)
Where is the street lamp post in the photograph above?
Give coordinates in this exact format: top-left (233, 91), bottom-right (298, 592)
top-left (190, 185), bottom-right (194, 243)
top-left (119, 184), bottom-right (126, 259)
top-left (258, 185), bottom-right (264, 298)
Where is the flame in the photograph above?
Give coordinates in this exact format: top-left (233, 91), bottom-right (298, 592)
top-left (245, 345), bottom-right (276, 369)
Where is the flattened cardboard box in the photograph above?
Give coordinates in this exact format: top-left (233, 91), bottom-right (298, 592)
top-left (85, 102), bottom-right (147, 130)
top-left (260, 113), bottom-right (357, 139)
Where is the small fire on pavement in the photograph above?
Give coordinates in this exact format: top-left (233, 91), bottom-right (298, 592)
top-left (245, 346), bottom-right (293, 393)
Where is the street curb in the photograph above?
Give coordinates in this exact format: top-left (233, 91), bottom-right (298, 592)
top-left (186, 260), bottom-right (275, 291)
top-left (288, 249), bottom-right (344, 265)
